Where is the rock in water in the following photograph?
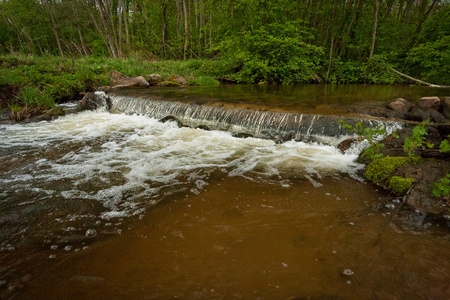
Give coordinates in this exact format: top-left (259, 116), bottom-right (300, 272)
top-left (80, 92), bottom-right (111, 111)
top-left (417, 96), bottom-right (441, 111)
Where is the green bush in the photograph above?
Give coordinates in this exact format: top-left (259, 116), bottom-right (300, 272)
top-left (404, 35), bottom-right (450, 85)
top-left (216, 22), bottom-right (324, 84)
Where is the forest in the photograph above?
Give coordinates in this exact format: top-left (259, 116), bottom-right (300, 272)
top-left (0, 0), bottom-right (449, 85)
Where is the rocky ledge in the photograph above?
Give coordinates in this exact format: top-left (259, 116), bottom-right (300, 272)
top-left (345, 95), bottom-right (450, 223)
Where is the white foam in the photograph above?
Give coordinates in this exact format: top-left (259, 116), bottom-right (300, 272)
top-left (0, 111), bottom-right (366, 218)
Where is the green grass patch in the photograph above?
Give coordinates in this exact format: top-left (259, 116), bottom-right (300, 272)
top-left (0, 54), bottom-right (224, 105)
top-left (16, 86), bottom-right (55, 109)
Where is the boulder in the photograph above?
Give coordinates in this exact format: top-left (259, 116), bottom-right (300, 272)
top-left (109, 70), bottom-right (149, 88)
top-left (405, 106), bottom-right (446, 123)
top-left (338, 138), bottom-right (358, 154)
top-left (441, 97), bottom-right (450, 120)
top-left (386, 98), bottom-right (411, 113)
top-left (405, 159), bottom-right (450, 216)
top-left (80, 92), bottom-right (111, 111)
top-left (167, 75), bottom-right (188, 85)
top-left (417, 96), bottom-right (441, 111)
top-left (145, 74), bottom-right (163, 86)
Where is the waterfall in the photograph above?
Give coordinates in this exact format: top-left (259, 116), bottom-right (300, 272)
top-left (103, 92), bottom-right (402, 144)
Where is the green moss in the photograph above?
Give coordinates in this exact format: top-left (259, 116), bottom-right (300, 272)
top-left (389, 176), bottom-right (414, 194)
top-left (365, 156), bottom-right (417, 185)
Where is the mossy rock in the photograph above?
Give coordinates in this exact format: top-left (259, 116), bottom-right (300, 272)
top-left (158, 80), bottom-right (181, 87)
top-left (365, 156), bottom-right (418, 185)
top-left (388, 176), bottom-right (414, 194)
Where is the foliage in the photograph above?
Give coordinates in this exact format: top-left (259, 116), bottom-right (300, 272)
top-left (404, 36), bottom-right (450, 86)
top-left (389, 176), bottom-right (414, 195)
top-left (16, 86), bottom-right (54, 109)
top-left (365, 156), bottom-right (418, 187)
top-left (439, 138), bottom-right (450, 153)
top-left (1, 1), bottom-right (449, 85)
top-left (432, 174), bottom-right (450, 198)
top-left (339, 120), bottom-right (398, 159)
top-left (365, 156), bottom-right (414, 184)
top-left (403, 122), bottom-right (434, 157)
top-left (216, 22), bottom-right (324, 84)
top-left (330, 55), bottom-right (401, 84)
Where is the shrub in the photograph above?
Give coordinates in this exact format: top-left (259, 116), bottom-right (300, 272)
top-left (216, 22), bottom-right (324, 84)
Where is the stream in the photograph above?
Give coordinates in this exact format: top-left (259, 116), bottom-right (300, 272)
top-left (0, 84), bottom-right (449, 299)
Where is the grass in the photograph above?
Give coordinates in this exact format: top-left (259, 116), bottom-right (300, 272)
top-left (0, 54), bottom-right (224, 119)
top-left (16, 86), bottom-right (55, 109)
top-left (0, 54), bottom-right (223, 98)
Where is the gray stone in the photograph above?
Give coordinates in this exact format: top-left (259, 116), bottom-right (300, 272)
top-left (109, 70), bottom-right (149, 88)
top-left (145, 74), bottom-right (163, 86)
top-left (418, 96), bottom-right (441, 110)
top-left (167, 74), bottom-right (188, 85)
top-left (441, 97), bottom-right (450, 120)
top-left (386, 98), bottom-right (411, 112)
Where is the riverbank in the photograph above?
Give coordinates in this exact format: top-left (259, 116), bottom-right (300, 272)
top-left (0, 55), bottom-right (222, 120)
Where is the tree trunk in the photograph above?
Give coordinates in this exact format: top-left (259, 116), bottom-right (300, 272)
top-left (42, 0), bottom-right (64, 58)
top-left (78, 28), bottom-right (89, 56)
top-left (391, 68), bottom-right (450, 88)
top-left (123, 0), bottom-right (130, 45)
top-left (411, 0), bottom-right (440, 49)
top-left (161, 1), bottom-right (168, 56)
top-left (118, 0), bottom-right (124, 57)
top-left (326, 37), bottom-right (334, 81)
top-left (183, 0), bottom-right (189, 60)
top-left (176, 0), bottom-right (182, 38)
top-left (370, 0), bottom-right (379, 58)
top-left (95, 0), bottom-right (118, 58)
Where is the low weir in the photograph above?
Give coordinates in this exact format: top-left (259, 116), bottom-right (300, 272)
top-left (106, 92), bottom-right (402, 144)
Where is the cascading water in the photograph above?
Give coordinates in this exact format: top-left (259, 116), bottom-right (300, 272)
top-left (107, 92), bottom-right (402, 144)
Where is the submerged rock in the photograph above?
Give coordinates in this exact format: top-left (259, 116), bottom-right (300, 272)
top-left (35, 106), bottom-right (65, 121)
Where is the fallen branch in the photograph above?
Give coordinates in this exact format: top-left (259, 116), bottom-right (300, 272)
top-left (391, 68), bottom-right (450, 88)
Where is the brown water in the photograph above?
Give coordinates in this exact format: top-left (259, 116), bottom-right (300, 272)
top-left (7, 176), bottom-right (449, 300)
top-left (1, 85), bottom-right (450, 299)
top-left (116, 84), bottom-right (450, 116)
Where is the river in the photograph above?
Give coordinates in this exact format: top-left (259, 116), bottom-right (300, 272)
top-left (0, 84), bottom-right (449, 299)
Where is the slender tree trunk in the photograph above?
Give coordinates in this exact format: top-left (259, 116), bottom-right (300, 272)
top-left (118, 0), bottom-right (124, 57)
top-left (78, 28), bottom-right (89, 56)
top-left (176, 0), bottom-right (182, 38)
top-left (95, 0), bottom-right (118, 58)
top-left (123, 1), bottom-right (130, 44)
top-left (411, 0), bottom-right (440, 49)
top-left (183, 0), bottom-right (189, 60)
top-left (3, 15), bottom-right (23, 50)
top-left (326, 37), bottom-right (334, 81)
top-left (370, 0), bottom-right (379, 58)
top-left (42, 0), bottom-right (64, 58)
top-left (161, 1), bottom-right (168, 56)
